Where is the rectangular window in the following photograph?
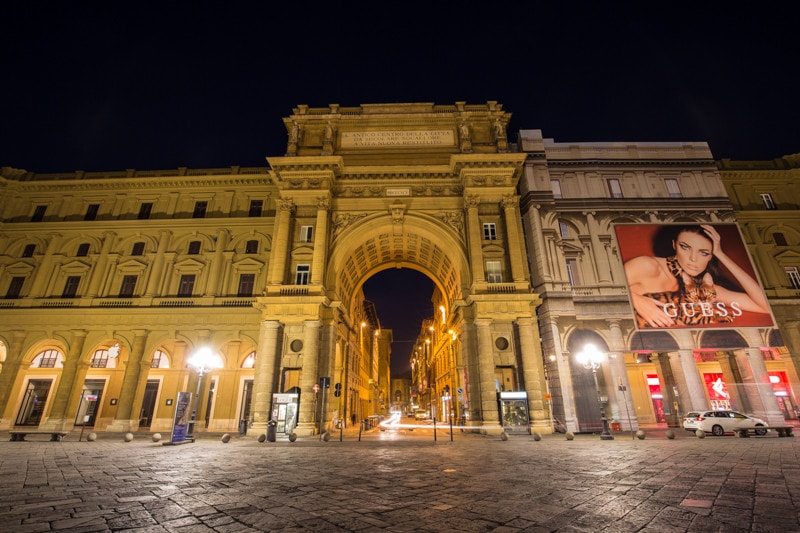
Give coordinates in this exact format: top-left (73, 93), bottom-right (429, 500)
top-left (193, 201), bottom-right (208, 218)
top-left (761, 193), bottom-right (776, 210)
top-left (787, 267), bottom-right (800, 290)
top-left (300, 225), bottom-right (314, 243)
top-left (76, 243), bottom-right (90, 257)
top-left (566, 259), bottom-right (581, 286)
top-left (62, 276), bottom-right (81, 298)
top-left (31, 205), bottom-right (47, 222)
top-left (245, 240), bottom-right (258, 254)
top-left (178, 275), bottom-right (196, 296)
top-left (22, 244), bottom-right (36, 258)
top-left (295, 265), bottom-right (310, 285)
top-left (138, 202), bottom-right (153, 220)
top-left (559, 221), bottom-right (570, 238)
top-left (665, 178), bottom-right (682, 198)
top-left (84, 204), bottom-right (100, 221)
top-left (6, 277), bottom-right (25, 299)
top-left (119, 275), bottom-right (138, 297)
top-left (238, 274), bottom-right (255, 296)
top-left (188, 241), bottom-right (201, 255)
top-left (131, 242), bottom-right (145, 256)
top-left (551, 179), bottom-right (563, 199)
top-left (483, 223), bottom-right (497, 240)
top-left (486, 261), bottom-right (502, 283)
top-left (774, 233), bottom-right (787, 246)
top-left (607, 179), bottom-right (623, 198)
top-left (249, 200), bottom-right (263, 217)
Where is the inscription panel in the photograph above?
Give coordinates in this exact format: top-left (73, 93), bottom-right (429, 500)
top-left (340, 130), bottom-right (455, 148)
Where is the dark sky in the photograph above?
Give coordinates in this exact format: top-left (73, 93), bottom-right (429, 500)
top-left (3, 3), bottom-right (798, 374)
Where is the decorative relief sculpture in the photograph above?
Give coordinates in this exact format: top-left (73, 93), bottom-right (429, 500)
top-left (333, 213), bottom-right (366, 234)
top-left (278, 197), bottom-right (295, 212)
top-left (459, 121), bottom-right (473, 153)
top-left (321, 121), bottom-right (336, 155)
top-left (440, 211), bottom-right (464, 232)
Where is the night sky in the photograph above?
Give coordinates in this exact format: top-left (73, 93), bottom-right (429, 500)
top-left (3, 3), bottom-right (798, 374)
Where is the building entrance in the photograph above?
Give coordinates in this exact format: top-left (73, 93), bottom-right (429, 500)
top-left (247, 102), bottom-right (549, 438)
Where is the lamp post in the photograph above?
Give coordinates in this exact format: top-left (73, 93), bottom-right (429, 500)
top-left (576, 343), bottom-right (614, 440)
top-left (187, 347), bottom-right (223, 440)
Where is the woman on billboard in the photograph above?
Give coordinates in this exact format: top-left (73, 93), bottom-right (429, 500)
top-left (624, 224), bottom-right (770, 328)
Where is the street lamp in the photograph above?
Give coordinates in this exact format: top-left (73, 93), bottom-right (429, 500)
top-left (576, 343), bottom-right (614, 440)
top-left (187, 347), bottom-right (223, 440)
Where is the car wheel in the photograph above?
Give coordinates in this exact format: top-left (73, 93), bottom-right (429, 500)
top-left (755, 425), bottom-right (767, 436)
top-left (712, 425), bottom-right (725, 436)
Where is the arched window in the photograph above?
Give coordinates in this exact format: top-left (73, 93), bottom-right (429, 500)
top-left (90, 348), bottom-right (117, 368)
top-left (151, 350), bottom-right (170, 369)
top-left (32, 349), bottom-right (64, 368)
top-left (242, 352), bottom-right (256, 369)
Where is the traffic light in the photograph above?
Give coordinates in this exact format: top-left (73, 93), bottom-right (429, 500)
top-left (334, 382), bottom-right (341, 397)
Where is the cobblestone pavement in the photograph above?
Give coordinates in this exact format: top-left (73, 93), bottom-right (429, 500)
top-left (1, 426), bottom-right (799, 532)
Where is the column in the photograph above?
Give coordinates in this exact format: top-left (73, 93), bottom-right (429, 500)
top-left (267, 198), bottom-right (294, 286)
top-left (0, 331), bottom-right (28, 424)
top-left (607, 320), bottom-right (637, 431)
top-left (517, 317), bottom-right (548, 430)
top-left (737, 346), bottom-right (785, 425)
top-left (714, 352), bottom-right (749, 412)
top-left (107, 332), bottom-right (149, 432)
top-left (85, 231), bottom-right (115, 297)
top-left (526, 204), bottom-right (552, 281)
top-left (249, 320), bottom-right (281, 434)
top-left (502, 195), bottom-right (526, 282)
top-left (464, 195), bottom-right (485, 283)
top-left (310, 198), bottom-right (330, 286)
top-left (28, 234), bottom-right (61, 297)
top-left (204, 229), bottom-right (230, 296)
top-left (145, 231), bottom-right (172, 297)
top-left (297, 320), bottom-right (321, 436)
top-left (586, 212), bottom-right (612, 283)
top-left (40, 330), bottom-right (87, 430)
top-left (650, 353), bottom-right (680, 427)
top-left (548, 318), bottom-right (578, 432)
top-left (678, 349), bottom-right (708, 410)
top-left (475, 318), bottom-right (500, 432)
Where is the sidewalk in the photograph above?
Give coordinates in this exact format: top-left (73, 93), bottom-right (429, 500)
top-left (1, 427), bottom-right (798, 531)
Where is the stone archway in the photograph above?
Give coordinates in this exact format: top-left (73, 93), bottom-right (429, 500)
top-left (249, 102), bottom-right (548, 436)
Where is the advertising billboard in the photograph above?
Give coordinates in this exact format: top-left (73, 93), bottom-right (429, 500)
top-left (615, 223), bottom-right (773, 330)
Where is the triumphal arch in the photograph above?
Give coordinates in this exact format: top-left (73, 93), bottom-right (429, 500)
top-left (250, 102), bottom-right (549, 436)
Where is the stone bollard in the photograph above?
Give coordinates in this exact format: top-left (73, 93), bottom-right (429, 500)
top-left (124, 433), bottom-right (134, 442)
top-left (221, 433), bottom-right (231, 443)
top-left (151, 433), bottom-right (162, 443)
top-left (565, 431), bottom-right (575, 441)
top-left (635, 430), bottom-right (646, 440)
top-left (500, 431), bottom-right (508, 441)
top-left (257, 433), bottom-right (267, 443)
top-left (532, 432), bottom-right (542, 441)
top-left (695, 429), bottom-right (706, 439)
top-left (289, 432), bottom-right (297, 442)
top-left (665, 429), bottom-right (675, 440)
top-left (87, 432), bottom-right (97, 442)
top-left (321, 432), bottom-right (330, 442)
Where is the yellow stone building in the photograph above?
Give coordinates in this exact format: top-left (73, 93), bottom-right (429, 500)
top-left (2, 102), bottom-right (794, 440)
top-left (518, 132), bottom-right (797, 433)
top-left (0, 102), bottom-right (547, 438)
top-left (718, 154), bottom-right (800, 418)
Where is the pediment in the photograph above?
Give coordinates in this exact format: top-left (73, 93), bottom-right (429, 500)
top-left (4, 261), bottom-right (35, 275)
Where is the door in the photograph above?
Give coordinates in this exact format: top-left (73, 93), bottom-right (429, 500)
top-left (139, 380), bottom-right (160, 428)
top-left (239, 379), bottom-right (253, 434)
top-left (16, 380), bottom-right (52, 426)
top-left (75, 379), bottom-right (106, 426)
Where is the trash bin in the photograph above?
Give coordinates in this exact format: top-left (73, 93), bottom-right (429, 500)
top-left (266, 419), bottom-right (277, 442)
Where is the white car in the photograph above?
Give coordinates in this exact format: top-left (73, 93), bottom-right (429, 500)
top-left (683, 410), bottom-right (768, 436)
